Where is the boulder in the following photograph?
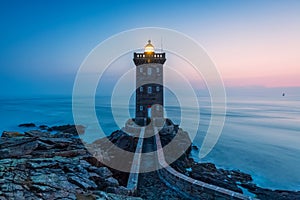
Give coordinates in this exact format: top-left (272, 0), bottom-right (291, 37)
top-left (94, 167), bottom-right (113, 179)
top-left (105, 177), bottom-right (119, 187)
top-left (1, 131), bottom-right (24, 138)
top-left (39, 125), bottom-right (49, 130)
top-left (18, 123), bottom-right (36, 127)
top-left (68, 175), bottom-right (97, 190)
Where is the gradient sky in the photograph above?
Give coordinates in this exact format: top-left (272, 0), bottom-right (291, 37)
top-left (0, 0), bottom-right (299, 96)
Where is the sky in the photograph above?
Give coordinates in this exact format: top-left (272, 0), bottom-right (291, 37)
top-left (0, 0), bottom-right (300, 97)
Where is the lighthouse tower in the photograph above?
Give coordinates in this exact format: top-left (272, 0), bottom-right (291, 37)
top-left (133, 40), bottom-right (166, 126)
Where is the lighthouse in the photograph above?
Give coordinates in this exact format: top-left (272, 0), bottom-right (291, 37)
top-left (133, 40), bottom-right (166, 126)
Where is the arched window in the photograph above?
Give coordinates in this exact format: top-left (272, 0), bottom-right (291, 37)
top-left (140, 106), bottom-right (143, 111)
top-left (140, 87), bottom-right (143, 92)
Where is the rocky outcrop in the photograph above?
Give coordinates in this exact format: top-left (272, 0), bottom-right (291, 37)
top-left (17, 123), bottom-right (86, 136)
top-left (241, 183), bottom-right (300, 200)
top-left (157, 120), bottom-right (300, 200)
top-left (2, 122), bottom-right (299, 200)
top-left (137, 171), bottom-right (190, 200)
top-left (107, 130), bottom-right (138, 153)
top-left (87, 130), bottom-right (138, 186)
top-left (181, 157), bottom-right (300, 200)
top-left (0, 128), bottom-right (137, 200)
top-left (18, 123), bottom-right (36, 128)
top-left (159, 125), bottom-right (193, 171)
top-left (188, 163), bottom-right (248, 193)
top-left (48, 124), bottom-right (86, 135)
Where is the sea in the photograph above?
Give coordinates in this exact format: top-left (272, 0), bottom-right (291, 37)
top-left (0, 93), bottom-right (299, 191)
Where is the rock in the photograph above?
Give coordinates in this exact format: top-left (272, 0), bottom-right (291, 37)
top-left (107, 130), bottom-right (137, 152)
top-left (76, 193), bottom-right (97, 200)
top-left (106, 187), bottom-right (118, 194)
top-left (195, 163), bottom-right (218, 173)
top-left (38, 137), bottom-right (73, 146)
top-left (49, 124), bottom-right (85, 135)
top-left (30, 184), bottom-right (56, 192)
top-left (257, 188), bottom-right (300, 200)
top-left (94, 167), bottom-right (113, 179)
top-left (54, 149), bottom-right (87, 157)
top-left (1, 131), bottom-right (24, 138)
top-left (192, 145), bottom-right (199, 150)
top-left (68, 175), bottom-right (97, 190)
top-left (189, 162), bottom-right (243, 193)
top-left (80, 159), bottom-right (92, 168)
top-left (0, 139), bottom-right (39, 158)
top-left (105, 177), bottom-right (119, 187)
top-left (86, 191), bottom-right (143, 200)
top-left (18, 123), bottom-right (36, 127)
top-left (92, 191), bottom-right (110, 199)
top-left (113, 186), bottom-right (130, 196)
top-left (241, 182), bottom-right (259, 191)
top-left (36, 140), bottom-right (54, 150)
top-left (107, 193), bottom-right (143, 200)
top-left (229, 169), bottom-right (253, 183)
top-left (241, 183), bottom-right (300, 200)
top-left (25, 130), bottom-right (50, 138)
top-left (189, 162), bottom-right (257, 193)
top-left (0, 125), bottom-right (134, 199)
top-left (27, 160), bottom-right (59, 169)
top-left (39, 125), bottom-right (49, 130)
top-left (31, 173), bottom-right (68, 188)
top-left (2, 123), bottom-right (298, 200)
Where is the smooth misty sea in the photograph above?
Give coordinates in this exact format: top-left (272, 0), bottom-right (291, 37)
top-left (0, 95), bottom-right (299, 191)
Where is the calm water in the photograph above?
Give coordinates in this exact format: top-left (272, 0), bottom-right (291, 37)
top-left (0, 95), bottom-right (299, 191)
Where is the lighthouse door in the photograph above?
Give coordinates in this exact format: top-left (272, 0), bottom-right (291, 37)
top-left (147, 105), bottom-right (151, 118)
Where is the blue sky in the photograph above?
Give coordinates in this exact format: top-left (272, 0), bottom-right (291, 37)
top-left (0, 0), bottom-right (299, 96)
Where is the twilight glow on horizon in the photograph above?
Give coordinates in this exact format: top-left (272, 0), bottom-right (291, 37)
top-left (0, 0), bottom-right (299, 96)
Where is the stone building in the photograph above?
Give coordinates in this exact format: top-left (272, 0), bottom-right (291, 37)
top-left (133, 40), bottom-right (166, 126)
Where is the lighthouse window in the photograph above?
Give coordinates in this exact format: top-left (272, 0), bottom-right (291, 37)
top-left (147, 86), bottom-right (152, 94)
top-left (140, 106), bottom-right (143, 111)
top-left (156, 105), bottom-right (160, 111)
top-left (139, 67), bottom-right (143, 73)
top-left (147, 67), bottom-right (152, 75)
top-left (156, 86), bottom-right (160, 92)
top-left (156, 67), bottom-right (159, 73)
top-left (140, 87), bottom-right (143, 92)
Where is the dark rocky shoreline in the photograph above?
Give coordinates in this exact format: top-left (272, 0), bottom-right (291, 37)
top-left (0, 124), bottom-right (140, 200)
top-left (1, 123), bottom-right (299, 200)
top-left (159, 126), bottom-right (300, 200)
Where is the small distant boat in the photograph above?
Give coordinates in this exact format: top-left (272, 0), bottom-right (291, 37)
top-left (282, 93), bottom-right (285, 96)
